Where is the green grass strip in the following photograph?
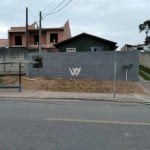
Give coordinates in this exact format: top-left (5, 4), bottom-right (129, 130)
top-left (139, 70), bottom-right (150, 80)
top-left (139, 65), bottom-right (150, 74)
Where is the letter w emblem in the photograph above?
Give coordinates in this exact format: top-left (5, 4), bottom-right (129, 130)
top-left (69, 67), bottom-right (81, 76)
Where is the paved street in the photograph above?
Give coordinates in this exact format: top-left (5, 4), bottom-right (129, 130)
top-left (0, 99), bottom-right (150, 150)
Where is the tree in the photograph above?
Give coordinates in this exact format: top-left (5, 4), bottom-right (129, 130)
top-left (139, 20), bottom-right (150, 44)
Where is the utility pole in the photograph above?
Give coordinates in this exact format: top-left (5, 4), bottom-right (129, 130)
top-left (39, 11), bottom-right (42, 53)
top-left (26, 7), bottom-right (28, 49)
top-left (113, 51), bottom-right (117, 99)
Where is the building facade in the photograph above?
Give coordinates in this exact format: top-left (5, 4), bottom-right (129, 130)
top-left (55, 33), bottom-right (117, 52)
top-left (8, 21), bottom-right (71, 51)
top-left (121, 44), bottom-right (150, 52)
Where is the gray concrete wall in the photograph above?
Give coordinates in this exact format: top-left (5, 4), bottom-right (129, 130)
top-left (139, 52), bottom-right (150, 69)
top-left (27, 51), bottom-right (139, 81)
top-left (0, 48), bottom-right (27, 74)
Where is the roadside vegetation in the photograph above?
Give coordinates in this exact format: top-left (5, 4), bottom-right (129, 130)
top-left (139, 65), bottom-right (150, 80)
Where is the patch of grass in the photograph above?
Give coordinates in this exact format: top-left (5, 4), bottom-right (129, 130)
top-left (139, 70), bottom-right (150, 80)
top-left (139, 65), bottom-right (150, 80)
top-left (140, 65), bottom-right (150, 74)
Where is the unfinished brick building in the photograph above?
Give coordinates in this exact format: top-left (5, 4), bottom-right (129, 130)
top-left (8, 20), bottom-right (71, 51)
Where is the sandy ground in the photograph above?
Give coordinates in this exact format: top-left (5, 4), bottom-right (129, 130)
top-left (0, 76), bottom-right (147, 94)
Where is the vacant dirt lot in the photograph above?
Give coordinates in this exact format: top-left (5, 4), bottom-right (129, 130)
top-left (0, 76), bottom-right (147, 94)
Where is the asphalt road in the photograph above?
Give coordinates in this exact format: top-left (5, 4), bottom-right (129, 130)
top-left (0, 99), bottom-right (150, 150)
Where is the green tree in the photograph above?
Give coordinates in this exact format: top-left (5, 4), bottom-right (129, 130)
top-left (139, 20), bottom-right (150, 44)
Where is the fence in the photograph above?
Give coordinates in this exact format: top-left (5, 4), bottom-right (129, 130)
top-left (27, 51), bottom-right (139, 81)
top-left (139, 51), bottom-right (150, 69)
top-left (0, 48), bottom-right (27, 74)
top-left (0, 62), bottom-right (22, 92)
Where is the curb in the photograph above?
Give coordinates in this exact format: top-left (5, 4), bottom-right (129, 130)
top-left (0, 96), bottom-right (149, 105)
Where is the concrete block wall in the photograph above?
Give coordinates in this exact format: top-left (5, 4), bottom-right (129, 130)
top-left (0, 48), bottom-right (27, 74)
top-left (139, 52), bottom-right (150, 69)
top-left (28, 51), bottom-right (139, 81)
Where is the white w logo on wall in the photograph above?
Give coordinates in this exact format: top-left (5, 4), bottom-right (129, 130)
top-left (69, 67), bottom-right (81, 76)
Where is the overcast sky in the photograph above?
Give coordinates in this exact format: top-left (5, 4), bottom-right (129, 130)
top-left (0, 0), bottom-right (150, 48)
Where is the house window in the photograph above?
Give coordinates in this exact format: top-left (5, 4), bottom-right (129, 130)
top-left (34, 35), bottom-right (39, 45)
top-left (66, 48), bottom-right (76, 52)
top-left (91, 47), bottom-right (102, 52)
top-left (50, 33), bottom-right (58, 43)
top-left (15, 35), bottom-right (22, 45)
top-left (32, 55), bottom-right (43, 68)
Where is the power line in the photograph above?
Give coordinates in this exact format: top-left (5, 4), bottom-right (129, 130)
top-left (54, 0), bottom-right (68, 10)
top-left (42, 0), bottom-right (68, 13)
top-left (43, 0), bottom-right (73, 18)
top-left (41, 0), bottom-right (57, 12)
